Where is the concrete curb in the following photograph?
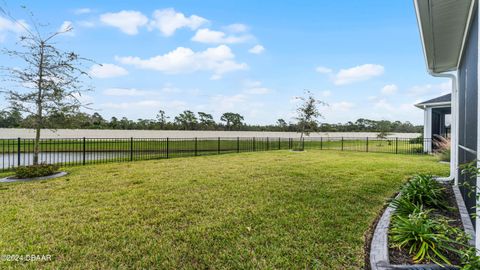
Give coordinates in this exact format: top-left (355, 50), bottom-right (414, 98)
top-left (0, 171), bottom-right (68, 183)
top-left (370, 181), bottom-right (467, 270)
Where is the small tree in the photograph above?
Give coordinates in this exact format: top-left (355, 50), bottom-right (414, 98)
top-left (376, 121), bottom-right (392, 146)
top-left (295, 90), bottom-right (326, 150)
top-left (0, 7), bottom-right (93, 164)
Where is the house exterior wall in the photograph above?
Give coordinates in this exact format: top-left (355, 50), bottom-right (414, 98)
top-left (458, 7), bottom-right (478, 227)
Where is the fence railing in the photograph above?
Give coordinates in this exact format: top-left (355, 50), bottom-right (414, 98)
top-left (0, 137), bottom-right (430, 171)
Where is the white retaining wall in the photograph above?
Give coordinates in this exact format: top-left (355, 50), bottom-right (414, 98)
top-left (0, 128), bottom-right (421, 139)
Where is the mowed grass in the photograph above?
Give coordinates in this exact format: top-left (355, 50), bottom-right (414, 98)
top-left (0, 150), bottom-right (448, 269)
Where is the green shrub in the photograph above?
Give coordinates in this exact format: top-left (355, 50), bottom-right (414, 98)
top-left (460, 247), bottom-right (480, 270)
top-left (437, 149), bottom-right (450, 162)
top-left (390, 211), bottom-right (465, 265)
top-left (391, 196), bottom-right (424, 217)
top-left (409, 135), bottom-right (424, 144)
top-left (401, 174), bottom-right (447, 209)
top-left (15, 163), bottom-right (60, 179)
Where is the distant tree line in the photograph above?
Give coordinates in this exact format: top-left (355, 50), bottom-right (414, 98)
top-left (0, 108), bottom-right (423, 133)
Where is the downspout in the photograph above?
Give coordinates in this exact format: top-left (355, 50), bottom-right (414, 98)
top-left (412, 0), bottom-right (459, 184)
top-left (428, 71), bottom-right (458, 184)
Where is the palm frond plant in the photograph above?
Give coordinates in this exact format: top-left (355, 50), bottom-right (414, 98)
top-left (400, 174), bottom-right (448, 210)
top-left (390, 211), bottom-right (467, 266)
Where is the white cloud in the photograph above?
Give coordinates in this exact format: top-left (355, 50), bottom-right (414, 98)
top-left (89, 64), bottom-right (128, 78)
top-left (116, 45), bottom-right (248, 79)
top-left (333, 64), bottom-right (384, 85)
top-left (58, 21), bottom-right (74, 36)
top-left (71, 92), bottom-right (94, 104)
top-left (100, 10), bottom-right (148, 35)
top-left (243, 80), bottom-right (271, 95)
top-left (224, 23), bottom-right (248, 33)
top-left (315, 66), bottom-right (332, 74)
top-left (330, 101), bottom-right (354, 112)
top-left (149, 8), bottom-right (208, 36)
top-left (211, 94), bottom-right (247, 111)
top-left (317, 101), bottom-right (354, 122)
top-left (320, 90), bottom-right (332, 97)
top-left (78, 20), bottom-right (95, 28)
top-left (103, 88), bottom-right (146, 96)
top-left (245, 87), bottom-right (270, 94)
top-left (373, 98), bottom-right (394, 111)
top-left (103, 100), bottom-right (163, 109)
top-left (248, 45), bottom-right (265, 54)
top-left (381, 84), bottom-right (398, 95)
top-left (103, 84), bottom-right (185, 97)
top-left (74, 8), bottom-right (92, 15)
top-left (192, 28), bottom-right (251, 44)
top-left (409, 81), bottom-right (451, 97)
top-left (0, 16), bottom-right (27, 42)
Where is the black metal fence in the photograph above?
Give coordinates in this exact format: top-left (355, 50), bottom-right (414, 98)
top-left (0, 137), bottom-right (430, 171)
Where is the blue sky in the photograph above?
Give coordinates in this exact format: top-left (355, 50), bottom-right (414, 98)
top-left (0, 0), bottom-right (451, 125)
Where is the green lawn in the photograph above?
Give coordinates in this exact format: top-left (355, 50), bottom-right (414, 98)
top-left (0, 150), bottom-right (448, 269)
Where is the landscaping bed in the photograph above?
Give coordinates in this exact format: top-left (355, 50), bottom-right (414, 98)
top-left (389, 183), bottom-right (464, 266)
top-left (370, 175), bottom-right (478, 270)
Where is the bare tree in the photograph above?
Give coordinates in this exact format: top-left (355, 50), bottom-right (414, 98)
top-left (0, 7), bottom-right (93, 164)
top-left (295, 90), bottom-right (327, 150)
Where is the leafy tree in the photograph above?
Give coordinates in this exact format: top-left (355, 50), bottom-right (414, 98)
top-left (220, 112), bottom-right (244, 130)
top-left (156, 110), bottom-right (169, 129)
top-left (0, 108), bottom-right (22, 127)
top-left (174, 110), bottom-right (198, 130)
top-left (198, 112), bottom-right (215, 129)
top-left (0, 8), bottom-right (92, 164)
top-left (91, 112), bottom-right (106, 128)
top-left (119, 117), bottom-right (133, 129)
top-left (109, 117), bottom-right (119, 129)
top-left (276, 119), bottom-right (287, 130)
top-left (295, 90), bottom-right (326, 149)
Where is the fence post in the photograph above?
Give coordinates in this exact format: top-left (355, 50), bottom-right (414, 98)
top-left (266, 137), bottom-right (269, 151)
top-left (395, 137), bottom-right (398, 154)
top-left (320, 137), bottom-right (323, 150)
top-left (302, 137), bottom-right (305, 151)
top-left (341, 137), bottom-right (344, 151)
top-left (82, 137), bottom-right (86, 165)
top-left (130, 137), bottom-right (133, 161)
top-left (166, 138), bottom-right (169, 159)
top-left (195, 137), bottom-right (198, 156)
top-left (217, 137), bottom-right (220, 154)
top-left (17, 137), bottom-right (20, 167)
top-left (253, 137), bottom-right (256, 151)
top-left (278, 137), bottom-right (281, 150)
top-left (366, 137), bottom-right (369, 152)
top-left (237, 137), bottom-right (240, 153)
